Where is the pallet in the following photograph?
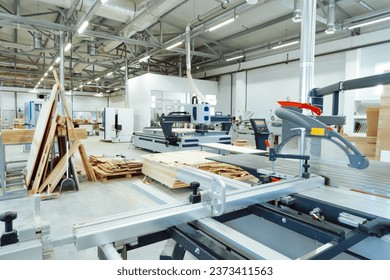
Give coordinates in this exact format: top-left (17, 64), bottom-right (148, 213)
top-left (90, 155), bottom-right (143, 182)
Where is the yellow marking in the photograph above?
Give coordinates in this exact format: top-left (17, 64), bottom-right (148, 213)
top-left (311, 127), bottom-right (325, 136)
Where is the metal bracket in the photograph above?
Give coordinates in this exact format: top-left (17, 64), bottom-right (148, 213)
top-left (210, 176), bottom-right (226, 216)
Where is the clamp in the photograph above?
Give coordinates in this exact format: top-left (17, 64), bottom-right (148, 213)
top-left (0, 211), bottom-right (19, 246)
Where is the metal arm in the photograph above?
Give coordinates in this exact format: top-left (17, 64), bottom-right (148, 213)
top-left (275, 107), bottom-right (369, 170)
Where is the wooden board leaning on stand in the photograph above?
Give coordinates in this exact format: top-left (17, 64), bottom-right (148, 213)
top-left (25, 70), bottom-right (96, 196)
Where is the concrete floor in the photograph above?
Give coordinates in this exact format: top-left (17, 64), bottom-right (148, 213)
top-left (0, 136), bottom-right (192, 259)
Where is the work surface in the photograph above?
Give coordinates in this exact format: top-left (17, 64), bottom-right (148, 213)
top-left (208, 154), bottom-right (390, 197)
top-left (199, 143), bottom-right (267, 154)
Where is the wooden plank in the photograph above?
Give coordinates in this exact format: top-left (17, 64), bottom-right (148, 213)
top-left (1, 128), bottom-right (88, 144)
top-left (37, 140), bottom-right (81, 194)
top-left (25, 84), bottom-right (57, 187)
top-left (79, 144), bottom-right (97, 181)
top-left (30, 118), bottom-right (58, 194)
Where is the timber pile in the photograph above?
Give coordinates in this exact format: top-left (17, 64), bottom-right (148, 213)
top-left (25, 70), bottom-right (96, 196)
top-left (89, 155), bottom-right (143, 181)
top-left (142, 150), bottom-right (257, 188)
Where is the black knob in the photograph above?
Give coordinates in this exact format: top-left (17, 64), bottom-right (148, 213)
top-left (190, 182), bottom-right (200, 195)
top-left (0, 211), bottom-right (17, 232)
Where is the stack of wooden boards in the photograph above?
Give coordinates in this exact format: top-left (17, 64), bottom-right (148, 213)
top-left (142, 150), bottom-right (257, 188)
top-left (89, 155), bottom-right (143, 181)
top-left (25, 71), bottom-right (96, 195)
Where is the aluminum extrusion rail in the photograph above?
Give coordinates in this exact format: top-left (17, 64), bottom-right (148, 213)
top-left (73, 176), bottom-right (324, 251)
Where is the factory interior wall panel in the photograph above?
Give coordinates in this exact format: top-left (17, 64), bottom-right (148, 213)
top-left (246, 62), bottom-right (300, 120)
top-left (128, 73), bottom-right (218, 131)
top-left (71, 95), bottom-right (108, 112)
top-left (0, 92), bottom-right (16, 110)
top-left (108, 95), bottom-right (126, 108)
top-left (16, 92), bottom-right (39, 114)
top-left (216, 75), bottom-right (232, 115)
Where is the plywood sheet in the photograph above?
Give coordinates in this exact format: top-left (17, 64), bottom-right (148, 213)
top-left (25, 85), bottom-right (57, 187)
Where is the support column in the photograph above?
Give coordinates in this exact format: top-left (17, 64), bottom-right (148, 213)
top-left (299, 0), bottom-right (317, 103)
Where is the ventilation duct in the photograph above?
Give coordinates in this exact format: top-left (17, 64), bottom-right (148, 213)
top-left (102, 0), bottom-right (186, 53)
top-left (325, 0), bottom-right (336, 34)
top-left (292, 0), bottom-right (302, 23)
top-left (30, 0), bottom-right (136, 22)
top-left (33, 32), bottom-right (42, 49)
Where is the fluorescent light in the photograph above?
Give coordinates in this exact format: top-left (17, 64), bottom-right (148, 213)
top-left (87, 81), bottom-right (92, 85)
top-left (114, 87), bottom-right (119, 91)
top-left (208, 17), bottom-right (235, 32)
top-left (73, 87), bottom-right (78, 90)
top-left (166, 41), bottom-right (183, 50)
top-left (65, 91), bottom-right (72, 96)
top-left (94, 93), bottom-right (103, 97)
top-left (106, 71), bottom-right (113, 77)
top-left (37, 82), bottom-right (41, 85)
top-left (64, 42), bottom-right (72, 52)
top-left (40, 78), bottom-right (44, 82)
top-left (44, 72), bottom-right (48, 77)
top-left (95, 77), bottom-right (101, 81)
top-left (105, 90), bottom-right (110, 93)
top-left (139, 55), bottom-right (150, 63)
top-left (77, 20), bottom-right (89, 34)
top-left (49, 65), bottom-right (53, 71)
top-left (272, 40), bottom-right (299, 50)
top-left (55, 57), bottom-right (60, 64)
top-left (79, 85), bottom-right (83, 89)
top-left (226, 55), bottom-right (244, 61)
top-left (121, 66), bottom-right (126, 70)
top-left (101, 0), bottom-right (108, 3)
top-left (348, 15), bottom-right (390, 30)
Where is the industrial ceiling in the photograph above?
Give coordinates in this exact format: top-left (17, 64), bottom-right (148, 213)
top-left (1, 0), bottom-right (390, 96)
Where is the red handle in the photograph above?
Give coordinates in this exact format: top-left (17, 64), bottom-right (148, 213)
top-left (277, 101), bottom-right (322, 116)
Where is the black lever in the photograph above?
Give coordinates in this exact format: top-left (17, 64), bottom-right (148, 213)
top-left (0, 211), bottom-right (19, 246)
top-left (189, 182), bottom-right (201, 204)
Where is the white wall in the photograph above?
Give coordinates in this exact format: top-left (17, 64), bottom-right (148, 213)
top-left (216, 75), bottom-right (232, 114)
top-left (128, 73), bottom-right (218, 131)
top-left (109, 95), bottom-right (126, 108)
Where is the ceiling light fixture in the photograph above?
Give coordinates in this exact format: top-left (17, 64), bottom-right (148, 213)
top-left (208, 17), bottom-right (235, 32)
top-left (166, 41), bottom-right (183, 50)
top-left (77, 20), bottom-right (89, 34)
top-left (55, 57), bottom-right (61, 64)
top-left (106, 72), bottom-right (114, 77)
top-left (226, 55), bottom-right (244, 61)
top-left (348, 15), bottom-right (390, 30)
top-left (44, 72), bottom-right (48, 77)
top-left (95, 77), bottom-right (101, 81)
top-left (40, 78), bottom-right (44, 82)
top-left (121, 66), bottom-right (126, 70)
top-left (114, 87), bottom-right (120, 91)
top-left (101, 0), bottom-right (109, 4)
top-left (105, 90), bottom-right (110, 93)
top-left (49, 65), bottom-right (54, 71)
top-left (246, 0), bottom-right (258, 4)
top-left (87, 81), bottom-right (92, 85)
top-left (94, 93), bottom-right (103, 97)
top-left (272, 40), bottom-right (299, 50)
top-left (139, 55), bottom-right (150, 63)
top-left (73, 87), bottom-right (78, 91)
top-left (64, 42), bottom-right (72, 52)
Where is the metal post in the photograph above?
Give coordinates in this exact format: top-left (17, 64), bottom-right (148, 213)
top-left (59, 31), bottom-right (65, 115)
top-left (299, 0), bottom-right (317, 104)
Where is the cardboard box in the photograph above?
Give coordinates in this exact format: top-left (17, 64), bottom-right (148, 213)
top-left (366, 106), bottom-right (379, 136)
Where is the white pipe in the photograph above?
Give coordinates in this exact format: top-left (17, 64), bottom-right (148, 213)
top-left (299, 0), bottom-right (317, 104)
top-left (31, 0), bottom-right (136, 23)
top-left (185, 26), bottom-right (206, 103)
top-left (102, 0), bottom-right (186, 53)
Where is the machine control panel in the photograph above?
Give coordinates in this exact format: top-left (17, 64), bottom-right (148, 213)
top-left (250, 118), bottom-right (270, 133)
